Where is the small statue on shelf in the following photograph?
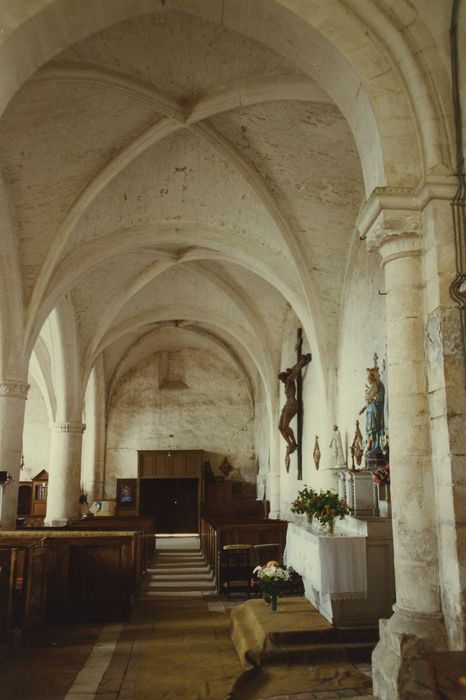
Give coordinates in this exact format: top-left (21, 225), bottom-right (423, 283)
top-left (329, 425), bottom-right (346, 468)
top-left (359, 366), bottom-right (385, 452)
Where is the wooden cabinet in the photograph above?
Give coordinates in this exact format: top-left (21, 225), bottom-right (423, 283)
top-left (31, 470), bottom-right (48, 517)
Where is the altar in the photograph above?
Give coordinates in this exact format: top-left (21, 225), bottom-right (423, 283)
top-left (284, 517), bottom-right (395, 627)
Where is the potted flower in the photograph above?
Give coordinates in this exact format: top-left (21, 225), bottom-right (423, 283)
top-left (291, 487), bottom-right (350, 534)
top-left (252, 560), bottom-right (292, 612)
top-left (290, 485), bottom-right (319, 524)
top-left (313, 490), bottom-right (350, 534)
top-left (373, 463), bottom-right (391, 516)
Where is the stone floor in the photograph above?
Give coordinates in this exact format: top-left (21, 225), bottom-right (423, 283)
top-left (0, 536), bottom-right (376, 699)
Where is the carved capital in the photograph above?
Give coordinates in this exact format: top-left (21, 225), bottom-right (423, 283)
top-left (51, 421), bottom-right (86, 434)
top-left (364, 210), bottom-right (422, 265)
top-left (0, 379), bottom-right (30, 399)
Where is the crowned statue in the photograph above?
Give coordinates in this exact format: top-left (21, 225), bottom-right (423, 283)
top-left (358, 356), bottom-right (386, 469)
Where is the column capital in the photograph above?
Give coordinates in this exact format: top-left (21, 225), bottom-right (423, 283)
top-left (0, 379), bottom-right (30, 399)
top-left (51, 421), bottom-right (86, 434)
top-left (361, 208), bottom-right (422, 265)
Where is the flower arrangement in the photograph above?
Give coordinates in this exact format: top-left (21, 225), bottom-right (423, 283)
top-left (252, 561), bottom-right (291, 594)
top-left (291, 487), bottom-right (350, 529)
top-left (373, 463), bottom-right (390, 486)
top-left (252, 561), bottom-right (292, 611)
top-left (290, 485), bottom-right (319, 521)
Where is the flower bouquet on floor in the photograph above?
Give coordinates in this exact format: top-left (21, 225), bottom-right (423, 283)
top-left (251, 560), bottom-right (292, 612)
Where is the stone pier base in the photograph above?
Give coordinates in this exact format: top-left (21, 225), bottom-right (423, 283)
top-left (372, 609), bottom-right (447, 700)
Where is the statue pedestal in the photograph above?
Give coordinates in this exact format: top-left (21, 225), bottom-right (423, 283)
top-left (338, 471), bottom-right (376, 517)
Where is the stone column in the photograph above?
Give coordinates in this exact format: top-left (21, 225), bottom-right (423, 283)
top-left (45, 421), bottom-right (85, 526)
top-left (0, 379), bottom-right (29, 529)
top-left (365, 211), bottom-right (446, 699)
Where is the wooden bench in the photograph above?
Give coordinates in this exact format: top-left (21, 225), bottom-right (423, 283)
top-left (68, 516), bottom-right (156, 571)
top-left (19, 516), bottom-right (156, 574)
top-left (0, 531), bottom-right (137, 622)
top-left (200, 518), bottom-right (288, 595)
top-left (200, 511), bottom-right (270, 572)
top-left (0, 540), bottom-right (48, 641)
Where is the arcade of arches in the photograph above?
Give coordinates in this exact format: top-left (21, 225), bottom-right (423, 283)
top-left (0, 1), bottom-right (465, 698)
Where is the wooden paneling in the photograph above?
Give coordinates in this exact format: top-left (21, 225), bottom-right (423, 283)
top-left (22, 545), bottom-right (48, 628)
top-left (0, 532), bottom-right (137, 623)
top-left (0, 547), bottom-right (17, 641)
top-left (139, 450), bottom-right (203, 479)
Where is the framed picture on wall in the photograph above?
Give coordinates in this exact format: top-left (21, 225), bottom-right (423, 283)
top-left (116, 478), bottom-right (138, 514)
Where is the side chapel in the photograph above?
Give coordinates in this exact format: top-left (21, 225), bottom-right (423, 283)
top-left (0, 2), bottom-right (465, 699)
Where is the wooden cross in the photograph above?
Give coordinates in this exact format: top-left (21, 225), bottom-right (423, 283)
top-left (278, 329), bottom-right (311, 477)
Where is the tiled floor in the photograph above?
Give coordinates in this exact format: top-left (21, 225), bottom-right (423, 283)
top-left (0, 536), bottom-right (375, 700)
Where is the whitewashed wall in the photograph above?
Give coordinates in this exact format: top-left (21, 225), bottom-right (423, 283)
top-left (254, 379), bottom-right (270, 500)
top-left (22, 377), bottom-right (50, 480)
top-left (105, 348), bottom-right (255, 495)
top-left (278, 309), bottom-right (332, 520)
top-left (337, 236), bottom-right (387, 465)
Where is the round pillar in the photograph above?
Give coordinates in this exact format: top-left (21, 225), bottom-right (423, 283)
top-left (365, 210), bottom-right (447, 699)
top-left (45, 421), bottom-right (85, 526)
top-left (0, 379), bottom-right (29, 529)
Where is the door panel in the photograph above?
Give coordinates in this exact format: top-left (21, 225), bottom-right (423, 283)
top-left (140, 478), bottom-right (198, 533)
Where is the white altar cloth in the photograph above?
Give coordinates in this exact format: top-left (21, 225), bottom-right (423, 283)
top-left (284, 522), bottom-right (367, 604)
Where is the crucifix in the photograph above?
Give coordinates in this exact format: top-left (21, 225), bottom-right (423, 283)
top-left (278, 328), bottom-right (312, 478)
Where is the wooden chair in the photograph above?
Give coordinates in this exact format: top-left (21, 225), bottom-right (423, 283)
top-left (251, 543), bottom-right (281, 567)
top-left (218, 544), bottom-right (253, 600)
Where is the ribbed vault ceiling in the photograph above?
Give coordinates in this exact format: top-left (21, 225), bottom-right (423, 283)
top-left (0, 7), bottom-right (365, 395)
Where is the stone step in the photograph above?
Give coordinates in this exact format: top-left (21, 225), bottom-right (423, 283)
top-left (143, 581), bottom-right (215, 591)
top-left (148, 571), bottom-right (213, 582)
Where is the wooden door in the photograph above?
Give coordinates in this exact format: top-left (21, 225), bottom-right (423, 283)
top-left (140, 478), bottom-right (198, 533)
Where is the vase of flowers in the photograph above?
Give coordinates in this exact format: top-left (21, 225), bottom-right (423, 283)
top-left (373, 463), bottom-right (391, 516)
top-left (290, 485), bottom-right (318, 526)
top-left (291, 487), bottom-right (350, 535)
top-left (252, 561), bottom-right (291, 612)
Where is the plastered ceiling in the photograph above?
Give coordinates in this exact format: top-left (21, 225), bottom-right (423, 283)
top-left (0, 6), bottom-right (365, 393)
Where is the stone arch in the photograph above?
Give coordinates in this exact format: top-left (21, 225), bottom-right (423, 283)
top-left (29, 337), bottom-right (56, 423)
top-left (46, 297), bottom-right (83, 422)
top-left (24, 222), bottom-right (311, 375)
top-left (0, 0), bottom-right (450, 196)
top-left (104, 324), bottom-right (257, 418)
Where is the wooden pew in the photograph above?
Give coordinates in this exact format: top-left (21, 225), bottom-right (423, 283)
top-left (20, 516), bottom-right (156, 574)
top-left (200, 500), bottom-right (269, 571)
top-left (68, 516), bottom-right (156, 571)
top-left (0, 540), bottom-right (48, 643)
top-left (0, 546), bottom-right (18, 642)
top-left (0, 531), bottom-right (136, 622)
top-left (200, 518), bottom-right (288, 594)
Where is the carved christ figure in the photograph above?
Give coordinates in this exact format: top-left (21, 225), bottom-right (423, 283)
top-left (278, 353), bottom-right (312, 455)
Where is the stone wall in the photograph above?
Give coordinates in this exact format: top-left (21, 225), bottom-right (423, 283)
top-left (105, 347), bottom-right (255, 494)
top-left (22, 377), bottom-right (50, 480)
top-left (337, 235), bottom-right (387, 468)
top-left (278, 308), bottom-right (331, 519)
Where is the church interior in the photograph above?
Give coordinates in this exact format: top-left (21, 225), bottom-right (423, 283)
top-left (0, 1), bottom-right (465, 699)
